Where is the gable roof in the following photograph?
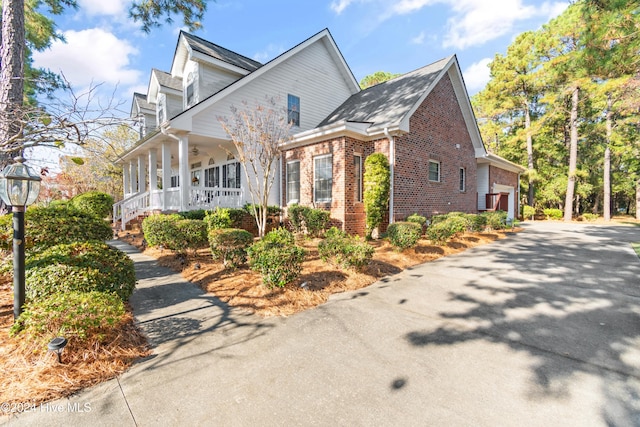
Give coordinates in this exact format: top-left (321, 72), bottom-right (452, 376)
top-left (152, 68), bottom-right (182, 91)
top-left (319, 56), bottom-right (452, 129)
top-left (180, 32), bottom-right (262, 72)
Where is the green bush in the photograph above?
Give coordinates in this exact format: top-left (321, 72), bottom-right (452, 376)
top-left (426, 216), bottom-right (467, 245)
top-left (285, 205), bottom-right (330, 237)
top-left (522, 205), bottom-right (536, 220)
top-left (0, 205), bottom-right (113, 251)
top-left (142, 214), bottom-right (182, 247)
top-left (248, 228), bottom-right (305, 288)
top-left (466, 214), bottom-right (487, 232)
top-left (204, 207), bottom-right (248, 230)
top-left (318, 227), bottom-right (374, 270)
top-left (387, 221), bottom-right (422, 251)
top-left (406, 213), bottom-right (427, 228)
top-left (543, 208), bottom-right (563, 220)
top-left (208, 228), bottom-right (253, 268)
top-left (142, 215), bottom-right (207, 253)
top-left (25, 241), bottom-right (136, 301)
top-left (480, 211), bottom-right (508, 230)
top-left (364, 153), bottom-right (390, 238)
top-left (11, 291), bottom-right (125, 344)
top-left (178, 209), bottom-right (207, 220)
top-left (70, 191), bottom-right (114, 219)
top-left (244, 204), bottom-right (281, 217)
top-left (582, 213), bottom-right (598, 222)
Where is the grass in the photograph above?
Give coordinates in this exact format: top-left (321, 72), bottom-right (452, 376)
top-left (632, 243), bottom-right (640, 258)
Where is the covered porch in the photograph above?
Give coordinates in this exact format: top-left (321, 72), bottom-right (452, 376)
top-left (113, 129), bottom-right (246, 229)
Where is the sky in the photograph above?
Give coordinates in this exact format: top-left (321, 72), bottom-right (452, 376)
top-left (29, 0), bottom-right (569, 169)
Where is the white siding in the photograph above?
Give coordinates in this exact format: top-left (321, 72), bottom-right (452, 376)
top-left (199, 63), bottom-right (243, 101)
top-left (166, 93), bottom-right (183, 121)
top-left (189, 38), bottom-right (354, 139)
top-left (477, 163), bottom-right (489, 210)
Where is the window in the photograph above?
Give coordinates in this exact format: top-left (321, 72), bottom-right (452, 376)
top-left (190, 170), bottom-right (201, 186)
top-left (288, 94), bottom-right (300, 127)
top-left (204, 166), bottom-right (220, 188)
top-left (170, 175), bottom-right (179, 188)
top-left (157, 95), bottom-right (165, 124)
top-left (223, 162), bottom-right (241, 188)
top-left (429, 160), bottom-right (440, 182)
top-left (286, 161), bottom-right (300, 204)
top-left (459, 167), bottom-right (466, 192)
top-left (314, 155), bottom-right (332, 203)
top-left (354, 155), bottom-right (362, 202)
top-left (186, 82), bottom-right (194, 106)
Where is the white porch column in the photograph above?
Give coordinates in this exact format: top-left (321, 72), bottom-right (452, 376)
top-left (178, 135), bottom-right (190, 212)
top-left (148, 149), bottom-right (158, 192)
top-left (138, 155), bottom-right (146, 193)
top-left (130, 161), bottom-right (137, 193)
top-left (161, 142), bottom-right (172, 211)
top-left (123, 163), bottom-right (130, 197)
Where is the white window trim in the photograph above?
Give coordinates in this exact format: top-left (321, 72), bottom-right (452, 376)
top-left (286, 160), bottom-right (301, 205)
top-left (429, 160), bottom-right (441, 183)
top-left (314, 154), bottom-right (333, 204)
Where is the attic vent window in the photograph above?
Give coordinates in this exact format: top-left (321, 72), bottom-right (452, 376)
top-left (191, 162), bottom-right (202, 169)
top-left (208, 158), bottom-right (216, 165)
top-left (227, 153), bottom-right (235, 161)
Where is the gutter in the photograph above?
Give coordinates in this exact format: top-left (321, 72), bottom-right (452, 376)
top-left (384, 127), bottom-right (395, 225)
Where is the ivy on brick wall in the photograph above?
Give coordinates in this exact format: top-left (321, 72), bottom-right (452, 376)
top-left (363, 153), bottom-right (390, 239)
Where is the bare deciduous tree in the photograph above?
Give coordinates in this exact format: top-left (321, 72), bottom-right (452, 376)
top-left (218, 96), bottom-right (293, 237)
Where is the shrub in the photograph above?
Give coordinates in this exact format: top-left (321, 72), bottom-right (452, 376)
top-left (178, 209), bottom-right (207, 220)
top-left (248, 228), bottom-right (305, 288)
top-left (287, 204), bottom-right (306, 233)
top-left (480, 211), bottom-right (508, 230)
top-left (387, 221), bottom-right (422, 251)
top-left (208, 228), bottom-right (253, 268)
top-left (318, 227), bottom-right (374, 270)
top-left (204, 207), bottom-right (247, 230)
top-left (582, 213), bottom-right (598, 222)
top-left (0, 205), bottom-right (113, 251)
top-left (364, 153), bottom-right (390, 238)
top-left (25, 241), bottom-right (136, 301)
top-left (142, 214), bottom-right (182, 247)
top-left (522, 205), bottom-right (536, 220)
top-left (285, 205), bottom-right (330, 237)
top-left (11, 291), bottom-right (125, 344)
top-left (426, 216), bottom-right (467, 245)
top-left (304, 208), bottom-right (330, 237)
top-left (244, 204), bottom-right (281, 217)
top-left (466, 214), bottom-right (487, 232)
top-left (543, 208), bottom-right (563, 220)
top-left (175, 219), bottom-right (208, 251)
top-left (406, 213), bottom-right (427, 228)
top-left (70, 191), bottom-right (114, 219)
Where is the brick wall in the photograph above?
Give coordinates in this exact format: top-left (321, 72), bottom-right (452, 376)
top-left (488, 166), bottom-right (519, 190)
top-left (393, 73), bottom-right (477, 220)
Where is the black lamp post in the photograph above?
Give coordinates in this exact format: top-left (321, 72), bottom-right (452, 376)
top-left (0, 157), bottom-right (41, 319)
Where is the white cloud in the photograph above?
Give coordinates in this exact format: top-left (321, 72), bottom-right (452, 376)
top-left (462, 57), bottom-right (491, 93)
top-left (253, 44), bottom-right (286, 64)
top-left (77, 0), bottom-right (128, 16)
top-left (411, 31), bottom-right (426, 44)
top-left (32, 28), bottom-right (142, 88)
top-left (330, 0), bottom-right (354, 14)
top-left (392, 0), bottom-right (437, 14)
top-left (538, 1), bottom-right (570, 20)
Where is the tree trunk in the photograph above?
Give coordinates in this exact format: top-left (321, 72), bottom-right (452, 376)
top-left (0, 0), bottom-right (25, 161)
top-left (603, 93), bottom-right (612, 221)
top-left (564, 86), bottom-right (579, 222)
top-left (525, 104), bottom-right (535, 206)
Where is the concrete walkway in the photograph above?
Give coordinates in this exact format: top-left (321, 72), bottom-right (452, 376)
top-left (4, 221), bottom-right (640, 426)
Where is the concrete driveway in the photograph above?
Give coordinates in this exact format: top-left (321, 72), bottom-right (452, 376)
top-left (4, 221), bottom-right (640, 426)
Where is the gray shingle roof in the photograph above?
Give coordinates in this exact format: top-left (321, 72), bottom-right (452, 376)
top-left (152, 69), bottom-right (182, 91)
top-left (133, 92), bottom-right (153, 111)
top-left (318, 56), bottom-right (452, 128)
top-left (182, 32), bottom-right (262, 72)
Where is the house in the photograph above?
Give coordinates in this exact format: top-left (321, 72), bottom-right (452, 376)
top-left (114, 29), bottom-right (524, 234)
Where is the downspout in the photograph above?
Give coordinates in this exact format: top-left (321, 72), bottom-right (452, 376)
top-left (384, 127), bottom-right (395, 225)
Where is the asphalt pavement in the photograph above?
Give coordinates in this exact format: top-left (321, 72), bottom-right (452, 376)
top-left (3, 221), bottom-right (640, 426)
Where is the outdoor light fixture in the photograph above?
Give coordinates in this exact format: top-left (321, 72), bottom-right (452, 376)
top-left (48, 337), bottom-right (68, 363)
top-left (0, 157), bottom-right (41, 319)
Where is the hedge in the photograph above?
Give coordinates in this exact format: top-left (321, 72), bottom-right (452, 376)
top-left (142, 214), bottom-right (207, 252)
top-left (387, 221), bottom-right (422, 251)
top-left (208, 228), bottom-right (253, 269)
top-left (248, 228), bottom-right (305, 288)
top-left (286, 204), bottom-right (330, 237)
top-left (71, 191), bottom-right (114, 219)
top-left (318, 227), bottom-right (374, 270)
top-left (25, 241), bottom-right (136, 301)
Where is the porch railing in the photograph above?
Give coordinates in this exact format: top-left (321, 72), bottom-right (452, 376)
top-left (113, 191), bottom-right (150, 230)
top-left (190, 187), bottom-right (243, 209)
top-left (485, 192), bottom-right (509, 212)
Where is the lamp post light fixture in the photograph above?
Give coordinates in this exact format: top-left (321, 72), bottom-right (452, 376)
top-left (0, 157), bottom-right (41, 319)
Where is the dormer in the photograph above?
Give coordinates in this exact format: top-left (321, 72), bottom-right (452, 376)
top-left (130, 93), bottom-right (156, 138)
top-left (146, 69), bottom-right (183, 126)
top-left (170, 32), bottom-right (263, 110)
